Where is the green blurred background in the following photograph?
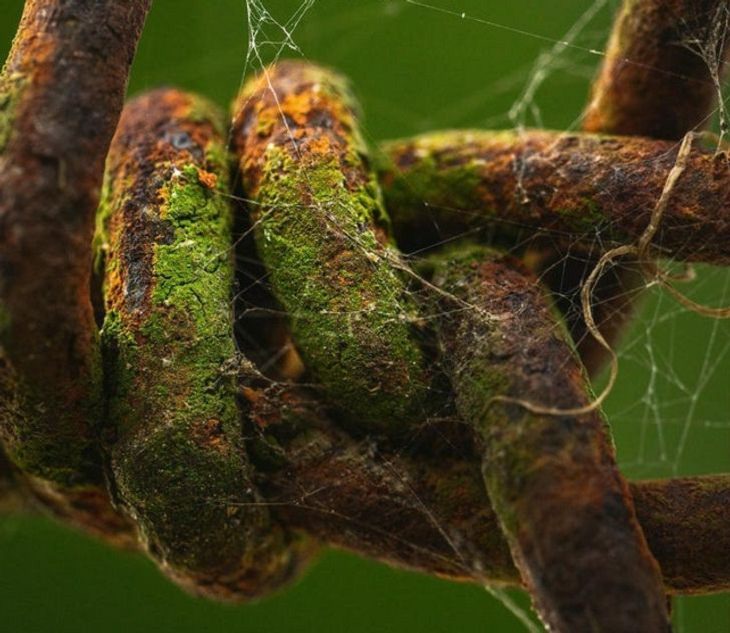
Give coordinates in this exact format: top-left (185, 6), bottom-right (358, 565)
top-left (1, 1), bottom-right (728, 631)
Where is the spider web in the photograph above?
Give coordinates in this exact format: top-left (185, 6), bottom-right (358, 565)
top-left (1, 1), bottom-right (727, 631)
top-left (223, 1), bottom-right (730, 631)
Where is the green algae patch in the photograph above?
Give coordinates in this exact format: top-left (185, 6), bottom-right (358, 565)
top-left (554, 197), bottom-right (608, 234)
top-left (376, 146), bottom-right (489, 239)
top-left (254, 146), bottom-right (425, 427)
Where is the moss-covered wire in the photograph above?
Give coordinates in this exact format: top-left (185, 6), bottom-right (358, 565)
top-left (378, 130), bottom-right (730, 264)
top-left (0, 0), bottom-right (150, 489)
top-left (377, 129), bottom-right (730, 376)
top-left (421, 243), bottom-right (670, 632)
top-left (231, 60), bottom-right (429, 433)
top-left (576, 0), bottom-right (730, 375)
top-left (97, 88), bottom-right (313, 601)
top-left (0, 5), bottom-right (726, 614)
top-left (2, 379), bottom-right (729, 595)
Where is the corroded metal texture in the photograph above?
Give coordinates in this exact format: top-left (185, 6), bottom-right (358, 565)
top-left (378, 129), bottom-right (730, 374)
top-left (424, 244), bottom-right (670, 632)
top-left (584, 0), bottom-right (730, 139)
top-left (263, 399), bottom-right (730, 596)
top-left (97, 89), bottom-right (313, 601)
top-left (231, 61), bottom-right (429, 433)
top-left (379, 130), bottom-right (730, 263)
top-left (577, 0), bottom-right (730, 373)
top-left (0, 0), bottom-right (150, 488)
top-left (1, 380), bottom-right (728, 595)
top-left (632, 475), bottom-right (730, 596)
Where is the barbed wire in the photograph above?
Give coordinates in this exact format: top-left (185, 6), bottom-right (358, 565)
top-left (0, 2), bottom-right (729, 631)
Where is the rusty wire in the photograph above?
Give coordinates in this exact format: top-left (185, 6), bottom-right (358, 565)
top-left (0, 2), bottom-right (729, 632)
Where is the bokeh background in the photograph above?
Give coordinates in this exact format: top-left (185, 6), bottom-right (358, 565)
top-left (1, 1), bottom-right (728, 631)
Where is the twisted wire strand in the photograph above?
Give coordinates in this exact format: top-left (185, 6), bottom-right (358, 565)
top-left (227, 64), bottom-right (667, 627)
top-left (230, 60), bottom-right (430, 434)
top-left (95, 89), bottom-right (314, 601)
top-left (2, 400), bottom-right (730, 597)
top-left (579, 0), bottom-right (730, 382)
top-left (421, 244), bottom-right (669, 632)
top-left (0, 2), bottom-right (728, 625)
top-left (0, 0), bottom-right (151, 545)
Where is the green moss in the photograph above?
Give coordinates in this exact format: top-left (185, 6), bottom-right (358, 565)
top-left (0, 351), bottom-right (102, 487)
top-left (0, 71), bottom-right (26, 153)
top-left (419, 243), bottom-right (516, 428)
top-left (103, 159), bottom-right (246, 551)
top-left (376, 147), bottom-right (488, 230)
top-left (231, 62), bottom-right (436, 432)
top-left (555, 197), bottom-right (607, 233)
top-left (417, 240), bottom-right (498, 275)
top-left (186, 94), bottom-right (227, 138)
top-left (98, 105), bottom-right (270, 573)
top-left (252, 143), bottom-right (427, 431)
top-left (456, 367), bottom-right (511, 425)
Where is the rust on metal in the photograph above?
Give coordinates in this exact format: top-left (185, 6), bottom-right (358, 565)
top-left (575, 0), bottom-right (730, 372)
top-left (584, 0), bottom-right (730, 139)
top-left (0, 0), bottom-right (151, 487)
top-left (424, 244), bottom-right (670, 632)
top-left (98, 88), bottom-right (313, 601)
top-left (379, 130), bottom-right (730, 263)
top-left (1, 378), bottom-right (728, 596)
top-left (231, 60), bottom-right (429, 434)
